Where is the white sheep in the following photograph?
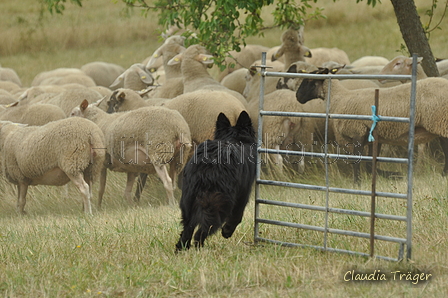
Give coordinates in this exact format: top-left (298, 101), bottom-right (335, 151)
top-left (0, 67), bottom-right (22, 87)
top-left (145, 35), bottom-right (186, 99)
top-left (349, 56), bottom-right (390, 68)
top-left (38, 73), bottom-right (97, 87)
top-left (215, 44), bottom-right (271, 82)
top-left (0, 117), bottom-right (106, 214)
top-left (379, 55), bottom-right (448, 81)
top-left (296, 69), bottom-right (448, 183)
top-left (0, 102), bottom-right (66, 126)
top-left (168, 44), bottom-right (249, 107)
top-left (31, 68), bottom-right (87, 86)
top-left (0, 90), bottom-right (16, 105)
top-left (378, 56), bottom-right (427, 83)
top-left (305, 47), bottom-right (351, 67)
top-left (243, 60), bottom-right (285, 103)
top-left (44, 87), bottom-right (103, 116)
top-left (71, 100), bottom-right (192, 205)
top-left (271, 27), bottom-right (312, 70)
top-left (220, 68), bottom-right (248, 95)
top-left (109, 63), bottom-right (154, 91)
top-left (105, 88), bottom-right (169, 112)
top-left (0, 81), bottom-right (22, 93)
top-left (248, 88), bottom-right (328, 173)
top-left (81, 61), bottom-right (125, 89)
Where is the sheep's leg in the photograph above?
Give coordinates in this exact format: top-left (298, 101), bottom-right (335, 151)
top-left (438, 137), bottom-right (448, 176)
top-left (274, 144), bottom-right (284, 172)
top-left (124, 172), bottom-right (138, 205)
top-left (415, 143), bottom-right (427, 170)
top-left (153, 164), bottom-right (175, 205)
top-left (16, 183), bottom-right (29, 215)
top-left (168, 161), bottom-right (177, 190)
top-left (345, 137), bottom-right (366, 185)
top-left (67, 173), bottom-right (92, 215)
top-left (134, 173), bottom-right (148, 202)
top-left (366, 143), bottom-right (401, 178)
top-left (98, 167), bottom-right (107, 209)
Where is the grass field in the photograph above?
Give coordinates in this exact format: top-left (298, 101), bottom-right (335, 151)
top-left (1, 0), bottom-right (448, 297)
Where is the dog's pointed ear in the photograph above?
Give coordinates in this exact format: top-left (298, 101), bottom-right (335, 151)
top-left (216, 112), bottom-right (231, 129)
top-left (236, 111), bottom-right (252, 128)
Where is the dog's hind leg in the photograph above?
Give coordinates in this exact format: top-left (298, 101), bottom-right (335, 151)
top-left (193, 210), bottom-right (223, 248)
top-left (176, 224), bottom-right (195, 251)
top-left (222, 195), bottom-right (250, 239)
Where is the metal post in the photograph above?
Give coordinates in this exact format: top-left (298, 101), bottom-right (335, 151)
top-left (370, 89), bottom-right (379, 257)
top-left (254, 52), bottom-right (267, 243)
top-left (406, 54), bottom-right (418, 260)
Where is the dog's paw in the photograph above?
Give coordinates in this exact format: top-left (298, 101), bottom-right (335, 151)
top-left (221, 226), bottom-right (234, 239)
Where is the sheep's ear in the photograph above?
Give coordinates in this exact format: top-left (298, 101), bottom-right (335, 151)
top-left (136, 68), bottom-right (154, 85)
top-left (329, 66), bottom-right (344, 74)
top-left (80, 99), bottom-right (89, 111)
top-left (409, 57), bottom-right (423, 66)
top-left (287, 64), bottom-right (298, 73)
top-left (303, 46), bottom-right (312, 58)
top-left (197, 54), bottom-right (214, 65)
top-left (272, 46), bottom-right (284, 61)
top-left (110, 73), bottom-right (125, 89)
top-left (167, 54), bottom-right (183, 65)
top-left (117, 90), bottom-right (126, 102)
top-left (146, 48), bottom-right (163, 70)
top-left (249, 66), bottom-right (258, 77)
top-left (5, 101), bottom-right (19, 108)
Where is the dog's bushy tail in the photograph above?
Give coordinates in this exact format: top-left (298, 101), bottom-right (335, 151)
top-left (195, 191), bottom-right (231, 236)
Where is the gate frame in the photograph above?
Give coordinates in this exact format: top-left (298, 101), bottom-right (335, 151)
top-left (253, 53), bottom-right (418, 261)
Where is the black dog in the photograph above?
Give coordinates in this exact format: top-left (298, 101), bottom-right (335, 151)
top-left (176, 111), bottom-right (257, 251)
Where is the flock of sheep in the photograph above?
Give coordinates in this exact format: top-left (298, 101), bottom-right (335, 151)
top-left (1, 26), bottom-right (448, 214)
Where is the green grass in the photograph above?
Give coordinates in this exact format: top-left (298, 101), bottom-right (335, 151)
top-left (1, 0), bottom-right (448, 297)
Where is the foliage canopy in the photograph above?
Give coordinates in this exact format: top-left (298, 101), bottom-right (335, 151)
top-left (43, 0), bottom-right (324, 66)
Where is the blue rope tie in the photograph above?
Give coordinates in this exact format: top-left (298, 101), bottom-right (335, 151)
top-left (368, 105), bottom-right (381, 142)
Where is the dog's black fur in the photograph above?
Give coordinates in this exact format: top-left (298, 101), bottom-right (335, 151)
top-left (176, 111), bottom-right (257, 251)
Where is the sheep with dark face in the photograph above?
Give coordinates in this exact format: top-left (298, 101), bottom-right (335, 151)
top-left (296, 68), bottom-right (448, 184)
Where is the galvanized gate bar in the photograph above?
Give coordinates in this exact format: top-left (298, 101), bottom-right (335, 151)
top-left (260, 111), bottom-right (411, 123)
top-left (256, 218), bottom-right (406, 243)
top-left (259, 148), bottom-right (409, 164)
top-left (253, 52), bottom-right (417, 261)
top-left (256, 198), bottom-right (407, 221)
top-left (263, 71), bottom-right (412, 81)
top-left (257, 179), bottom-right (407, 199)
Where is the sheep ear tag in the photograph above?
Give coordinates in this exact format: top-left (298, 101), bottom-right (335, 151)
top-left (136, 68), bottom-right (154, 85)
top-left (167, 55), bottom-right (182, 66)
top-left (198, 54), bottom-right (214, 65)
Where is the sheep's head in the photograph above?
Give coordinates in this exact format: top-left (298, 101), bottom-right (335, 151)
top-left (296, 68), bottom-right (329, 104)
top-left (106, 90), bottom-right (124, 113)
top-left (276, 62), bottom-right (318, 91)
top-left (70, 99), bottom-right (89, 117)
top-left (379, 56), bottom-right (423, 83)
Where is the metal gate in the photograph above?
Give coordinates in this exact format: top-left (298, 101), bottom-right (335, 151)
top-left (254, 53), bottom-right (418, 261)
